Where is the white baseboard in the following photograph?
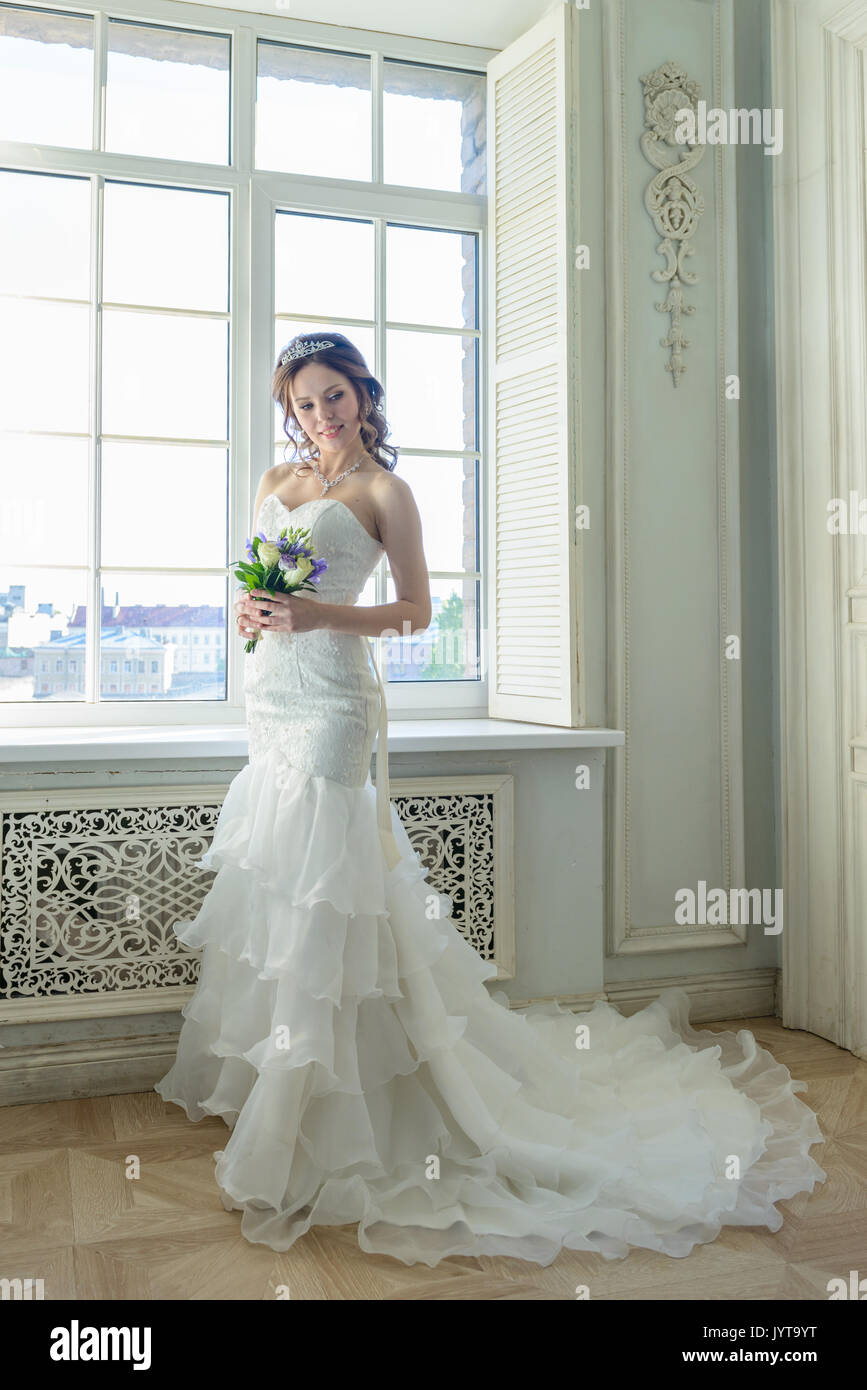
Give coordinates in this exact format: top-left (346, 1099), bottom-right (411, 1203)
top-left (503, 968), bottom-right (778, 1020)
top-left (0, 967), bottom-right (780, 1106)
top-left (0, 1033), bottom-right (181, 1108)
top-left (602, 967), bottom-right (779, 1022)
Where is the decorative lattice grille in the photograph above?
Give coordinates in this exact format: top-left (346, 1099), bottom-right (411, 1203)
top-left (392, 789), bottom-right (496, 960)
top-left (0, 776), bottom-right (513, 1014)
top-left (0, 799), bottom-right (222, 1001)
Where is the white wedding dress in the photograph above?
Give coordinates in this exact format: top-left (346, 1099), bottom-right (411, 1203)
top-left (155, 492), bottom-right (827, 1267)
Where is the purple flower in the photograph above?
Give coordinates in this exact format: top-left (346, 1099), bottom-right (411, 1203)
top-left (245, 531), bottom-right (268, 561)
top-left (307, 557), bottom-right (328, 584)
top-left (277, 538), bottom-right (309, 560)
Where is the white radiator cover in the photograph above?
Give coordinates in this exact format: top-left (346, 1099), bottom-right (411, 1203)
top-left (0, 774), bottom-right (515, 1023)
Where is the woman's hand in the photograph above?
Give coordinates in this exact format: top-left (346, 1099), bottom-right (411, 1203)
top-left (242, 589), bottom-right (322, 636)
top-left (234, 592), bottom-right (261, 640)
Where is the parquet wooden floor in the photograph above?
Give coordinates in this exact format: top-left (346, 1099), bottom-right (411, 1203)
top-left (0, 1014), bottom-right (863, 1300)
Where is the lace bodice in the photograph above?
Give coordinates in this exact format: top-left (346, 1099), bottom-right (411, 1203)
top-left (256, 493), bottom-right (384, 604)
top-left (242, 492), bottom-right (388, 793)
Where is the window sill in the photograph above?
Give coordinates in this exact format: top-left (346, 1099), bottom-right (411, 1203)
top-left (0, 720), bottom-right (625, 764)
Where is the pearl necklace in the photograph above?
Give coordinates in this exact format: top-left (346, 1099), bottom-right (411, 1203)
top-left (312, 452), bottom-right (365, 497)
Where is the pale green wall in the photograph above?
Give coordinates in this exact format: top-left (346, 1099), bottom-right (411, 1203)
top-left (576, 0), bottom-right (782, 984)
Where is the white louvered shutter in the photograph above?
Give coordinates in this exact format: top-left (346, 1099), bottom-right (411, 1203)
top-left (486, 1), bottom-right (580, 725)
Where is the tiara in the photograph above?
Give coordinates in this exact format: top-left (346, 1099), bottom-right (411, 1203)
top-left (281, 338), bottom-right (334, 366)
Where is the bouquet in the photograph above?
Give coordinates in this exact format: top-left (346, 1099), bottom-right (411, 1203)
top-left (232, 523), bottom-right (328, 653)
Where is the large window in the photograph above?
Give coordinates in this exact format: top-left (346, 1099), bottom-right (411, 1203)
top-left (271, 211), bottom-right (480, 687)
top-left (0, 2), bottom-right (487, 723)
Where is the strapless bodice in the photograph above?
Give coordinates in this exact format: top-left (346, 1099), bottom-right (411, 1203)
top-left (255, 493), bottom-right (384, 604)
top-left (242, 492), bottom-right (388, 793)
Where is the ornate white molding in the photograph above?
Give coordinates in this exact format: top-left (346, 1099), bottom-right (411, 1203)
top-left (0, 774), bottom-right (515, 1022)
top-left (604, 0), bottom-right (744, 954)
top-left (639, 59), bottom-right (706, 386)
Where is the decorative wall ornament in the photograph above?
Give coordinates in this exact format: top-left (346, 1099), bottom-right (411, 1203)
top-left (0, 775), bottom-right (515, 1019)
top-left (604, 0), bottom-right (745, 956)
top-left (639, 60), bottom-right (706, 386)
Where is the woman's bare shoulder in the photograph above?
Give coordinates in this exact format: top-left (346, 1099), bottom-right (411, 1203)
top-left (256, 461), bottom-right (308, 508)
top-left (262, 461), bottom-right (299, 493)
top-left (367, 468), bottom-right (423, 550)
top-left (369, 466), bottom-right (415, 509)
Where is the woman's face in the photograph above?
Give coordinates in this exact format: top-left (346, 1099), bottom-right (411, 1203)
top-left (290, 363), bottom-right (362, 456)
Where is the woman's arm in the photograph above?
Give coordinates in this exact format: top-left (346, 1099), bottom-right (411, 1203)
top-left (244, 472), bottom-right (432, 640)
top-left (320, 473), bottom-right (431, 637)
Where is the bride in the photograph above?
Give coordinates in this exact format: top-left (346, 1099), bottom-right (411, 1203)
top-left (155, 332), bottom-right (826, 1267)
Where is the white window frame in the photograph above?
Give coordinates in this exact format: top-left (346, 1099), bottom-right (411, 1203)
top-left (1, 0), bottom-right (496, 727)
top-left (252, 180), bottom-right (487, 718)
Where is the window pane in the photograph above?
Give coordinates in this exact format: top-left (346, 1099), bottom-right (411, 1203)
top-left (104, 183), bottom-right (229, 313)
top-left (102, 310), bottom-right (228, 440)
top-left (387, 225), bottom-right (476, 330)
top-left (0, 300), bottom-right (90, 432)
top-left (97, 573), bottom-right (226, 701)
top-left (0, 169), bottom-right (90, 299)
top-left (0, 567), bottom-right (88, 702)
top-left (384, 62), bottom-right (485, 194)
top-left (385, 575), bottom-right (478, 682)
top-left (0, 437), bottom-right (89, 565)
top-left (275, 212), bottom-right (373, 321)
top-left (257, 42), bottom-right (370, 180)
top-left (273, 322), bottom-right (375, 445)
top-left (0, 6), bottom-right (93, 148)
top-left (102, 444), bottom-right (227, 568)
top-left (386, 330), bottom-right (476, 452)
top-left (392, 457), bottom-right (476, 573)
top-left (105, 20), bottom-right (230, 165)
top-left (358, 573), bottom-right (377, 608)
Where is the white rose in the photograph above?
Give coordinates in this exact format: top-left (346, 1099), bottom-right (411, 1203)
top-left (258, 541), bottom-right (281, 568)
top-left (279, 554), bottom-right (313, 584)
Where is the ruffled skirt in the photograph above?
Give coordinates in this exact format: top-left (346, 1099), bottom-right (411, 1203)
top-left (154, 747), bottom-right (827, 1267)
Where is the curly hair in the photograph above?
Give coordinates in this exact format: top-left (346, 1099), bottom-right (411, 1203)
top-left (272, 333), bottom-right (398, 473)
